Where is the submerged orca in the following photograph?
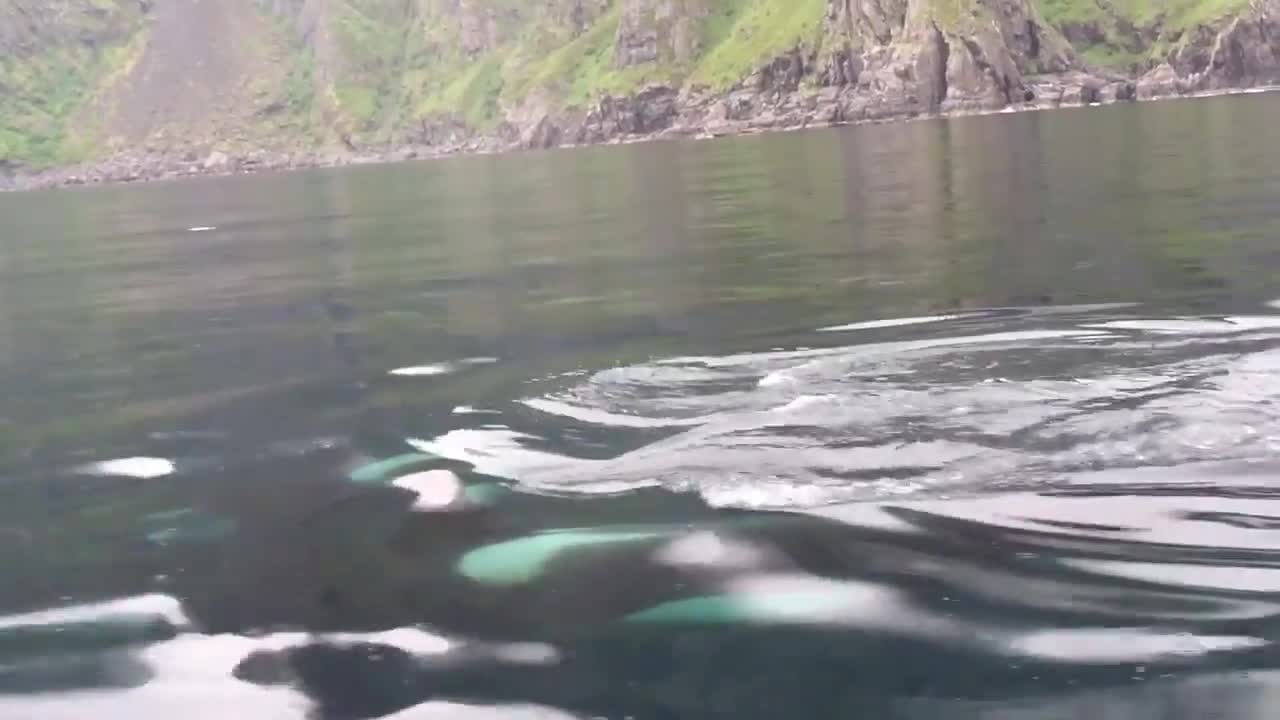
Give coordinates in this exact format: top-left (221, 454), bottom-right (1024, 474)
top-left (8, 450), bottom-right (1269, 719)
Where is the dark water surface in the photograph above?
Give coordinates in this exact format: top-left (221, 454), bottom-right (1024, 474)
top-left (3, 94), bottom-right (1280, 719)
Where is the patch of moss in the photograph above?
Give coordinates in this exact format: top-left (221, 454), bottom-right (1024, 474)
top-left (1115, 0), bottom-right (1250, 28)
top-left (1039, 0), bottom-right (1249, 28)
top-left (328, 0), bottom-right (418, 132)
top-left (282, 49), bottom-right (317, 116)
top-left (420, 54), bottom-right (506, 126)
top-left (335, 85), bottom-right (379, 124)
top-left (1037, 0), bottom-right (1252, 70)
top-left (502, 6), bottom-right (626, 106)
top-left (691, 0), bottom-right (827, 90)
top-left (1037, 0), bottom-right (1108, 25)
top-left (927, 0), bottom-right (973, 31)
top-left (332, 1), bottom-right (406, 73)
top-left (0, 1), bottom-right (148, 167)
top-left (0, 48), bottom-right (112, 166)
top-left (1081, 44), bottom-right (1146, 71)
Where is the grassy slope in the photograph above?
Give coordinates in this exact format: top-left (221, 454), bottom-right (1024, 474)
top-left (0, 1), bottom-right (147, 168)
top-left (504, 0), bottom-right (830, 100)
top-left (300, 0), bottom-right (829, 138)
top-left (1036, 0), bottom-right (1252, 70)
top-left (692, 0), bottom-right (827, 89)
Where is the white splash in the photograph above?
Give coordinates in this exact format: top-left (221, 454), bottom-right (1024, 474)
top-left (381, 702), bottom-right (580, 719)
top-left (324, 627), bottom-right (453, 655)
top-left (390, 364), bottom-right (455, 377)
top-left (77, 457), bottom-right (176, 479)
top-left (408, 430), bottom-right (582, 480)
top-left (1087, 316), bottom-right (1280, 334)
top-left (818, 314), bottom-right (971, 332)
top-left (1005, 628), bottom-right (1267, 663)
top-left (391, 358), bottom-right (499, 377)
top-left (0, 593), bottom-right (191, 631)
top-left (393, 470), bottom-right (465, 512)
top-left (452, 405), bottom-right (501, 415)
top-left (186, 226), bottom-right (217, 233)
top-left (523, 397), bottom-right (705, 428)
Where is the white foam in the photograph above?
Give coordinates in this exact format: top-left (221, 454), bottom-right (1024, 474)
top-left (452, 406), bottom-right (501, 415)
top-left (186, 226), bottom-right (217, 233)
top-left (1224, 315), bottom-right (1280, 329)
top-left (1086, 316), bottom-right (1280, 334)
top-left (325, 627), bottom-right (453, 655)
top-left (419, 322), bottom-right (1280, 508)
top-left (777, 394), bottom-right (837, 412)
top-left (78, 457), bottom-right (176, 479)
top-left (1005, 628), bottom-right (1267, 663)
top-left (391, 358), bottom-right (499, 377)
top-left (1066, 560), bottom-right (1280, 593)
top-left (381, 702), bottom-right (580, 719)
top-left (673, 329), bottom-right (1109, 369)
top-left (522, 398), bottom-right (704, 428)
top-left (408, 430), bottom-right (585, 480)
top-left (0, 594), bottom-right (191, 631)
top-left (756, 370), bottom-right (794, 387)
top-left (818, 314), bottom-right (970, 332)
top-left (390, 364), bottom-right (455, 377)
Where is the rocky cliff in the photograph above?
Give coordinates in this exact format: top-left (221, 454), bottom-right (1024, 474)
top-left (2, 0), bottom-right (1278, 187)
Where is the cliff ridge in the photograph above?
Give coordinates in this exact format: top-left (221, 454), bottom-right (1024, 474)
top-left (2, 0), bottom-right (1277, 188)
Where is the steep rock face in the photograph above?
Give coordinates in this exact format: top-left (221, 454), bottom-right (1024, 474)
top-left (435, 0), bottom-right (520, 56)
top-left (803, 0), bottom-right (1079, 120)
top-left (1168, 0), bottom-right (1280, 91)
top-left (1137, 62), bottom-right (1186, 99)
top-left (0, 0), bottom-right (150, 167)
top-left (562, 0), bottom-right (614, 35)
top-left (8, 0), bottom-right (1280, 185)
top-left (615, 0), bottom-right (711, 67)
top-left (103, 0), bottom-right (292, 151)
top-left (0, 0), bottom-right (145, 52)
top-left (1041, 0), bottom-right (1279, 94)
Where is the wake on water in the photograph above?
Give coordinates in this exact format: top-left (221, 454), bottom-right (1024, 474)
top-left (411, 304), bottom-right (1280, 509)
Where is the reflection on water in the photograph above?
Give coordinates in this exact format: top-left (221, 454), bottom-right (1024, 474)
top-left (1, 94), bottom-right (1280, 717)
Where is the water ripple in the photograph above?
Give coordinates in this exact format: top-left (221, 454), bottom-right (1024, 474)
top-left (419, 309), bottom-right (1280, 508)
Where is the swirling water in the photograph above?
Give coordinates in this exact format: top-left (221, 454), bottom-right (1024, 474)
top-left (2, 94), bottom-right (1280, 718)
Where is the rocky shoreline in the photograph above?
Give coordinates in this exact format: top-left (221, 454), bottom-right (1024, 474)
top-left (2, 74), bottom-right (1276, 194)
top-left (6, 0), bottom-right (1280, 193)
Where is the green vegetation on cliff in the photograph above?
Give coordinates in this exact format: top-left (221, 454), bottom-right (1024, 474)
top-left (412, 0), bottom-right (830, 119)
top-left (0, 1), bottom-right (146, 167)
top-left (1040, 0), bottom-right (1248, 27)
top-left (693, 0), bottom-right (827, 88)
top-left (507, 6), bottom-right (630, 106)
top-left (0, 0), bottom-right (1270, 170)
top-left (1038, 0), bottom-right (1252, 69)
